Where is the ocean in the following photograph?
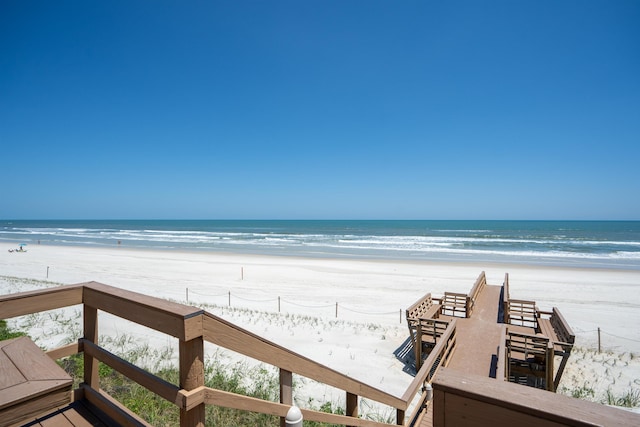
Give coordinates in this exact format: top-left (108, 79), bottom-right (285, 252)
top-left (2, 220), bottom-right (640, 270)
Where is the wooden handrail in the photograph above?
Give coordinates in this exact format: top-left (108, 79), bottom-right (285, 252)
top-left (402, 319), bottom-right (457, 425)
top-left (202, 311), bottom-right (405, 410)
top-left (0, 283), bottom-right (456, 426)
top-left (0, 284), bottom-right (83, 318)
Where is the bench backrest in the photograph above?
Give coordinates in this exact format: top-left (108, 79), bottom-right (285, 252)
top-left (551, 307), bottom-right (575, 344)
top-left (406, 292), bottom-right (433, 320)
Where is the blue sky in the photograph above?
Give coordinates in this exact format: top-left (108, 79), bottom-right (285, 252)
top-left (1, 1), bottom-right (639, 220)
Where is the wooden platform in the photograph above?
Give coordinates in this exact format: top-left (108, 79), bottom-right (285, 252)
top-left (0, 337), bottom-right (73, 427)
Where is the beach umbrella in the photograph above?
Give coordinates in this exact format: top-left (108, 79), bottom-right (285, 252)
top-left (19, 243), bottom-right (27, 247)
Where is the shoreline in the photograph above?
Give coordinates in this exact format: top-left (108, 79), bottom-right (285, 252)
top-left (6, 241), bottom-right (640, 274)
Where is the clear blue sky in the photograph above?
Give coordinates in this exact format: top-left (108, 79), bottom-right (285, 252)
top-left (1, 1), bottom-right (639, 220)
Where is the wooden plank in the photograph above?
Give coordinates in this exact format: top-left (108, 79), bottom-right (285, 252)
top-left (0, 387), bottom-right (71, 427)
top-left (202, 312), bottom-right (406, 410)
top-left (45, 342), bottom-right (82, 361)
top-left (433, 368), bottom-right (640, 427)
top-left (83, 282), bottom-right (203, 341)
top-left (82, 340), bottom-right (182, 406)
top-left (0, 285), bottom-right (83, 319)
top-left (82, 384), bottom-right (152, 427)
top-left (203, 387), bottom-right (394, 427)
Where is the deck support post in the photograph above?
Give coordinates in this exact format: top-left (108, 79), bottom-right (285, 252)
top-left (546, 342), bottom-right (555, 392)
top-left (280, 369), bottom-right (293, 427)
top-left (180, 336), bottom-right (205, 427)
top-left (396, 408), bottom-right (405, 425)
top-left (346, 391), bottom-right (358, 426)
top-left (83, 304), bottom-right (99, 389)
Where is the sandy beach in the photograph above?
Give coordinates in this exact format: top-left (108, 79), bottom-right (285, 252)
top-left (2, 244), bottom-right (640, 412)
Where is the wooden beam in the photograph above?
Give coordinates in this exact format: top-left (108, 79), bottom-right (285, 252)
top-left (45, 341), bottom-right (83, 361)
top-left (82, 384), bottom-right (152, 427)
top-left (0, 285), bottom-right (83, 319)
top-left (83, 282), bottom-right (203, 341)
top-left (83, 340), bottom-right (182, 406)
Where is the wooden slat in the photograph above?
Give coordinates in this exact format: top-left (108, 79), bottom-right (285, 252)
top-left (81, 385), bottom-right (152, 427)
top-left (203, 387), bottom-right (394, 427)
top-left (0, 285), bottom-right (83, 319)
top-left (82, 282), bottom-right (203, 341)
top-left (202, 312), bottom-right (405, 410)
top-left (45, 342), bottom-right (83, 361)
top-left (82, 340), bottom-right (182, 407)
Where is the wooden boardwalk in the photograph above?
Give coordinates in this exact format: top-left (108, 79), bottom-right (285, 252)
top-left (415, 283), bottom-right (505, 427)
top-left (445, 285), bottom-right (503, 377)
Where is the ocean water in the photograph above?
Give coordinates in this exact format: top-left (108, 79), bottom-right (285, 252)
top-left (1, 220), bottom-right (640, 269)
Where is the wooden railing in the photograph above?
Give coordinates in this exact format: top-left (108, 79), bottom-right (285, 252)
top-left (466, 271), bottom-right (486, 317)
top-left (507, 299), bottom-right (538, 328)
top-left (402, 319), bottom-right (457, 426)
top-left (502, 273), bottom-right (510, 323)
top-left (0, 282), bottom-right (456, 427)
top-left (432, 367), bottom-right (640, 427)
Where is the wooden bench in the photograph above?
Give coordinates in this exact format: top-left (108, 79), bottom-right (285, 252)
top-left (537, 308), bottom-right (575, 353)
top-left (406, 292), bottom-right (440, 323)
top-left (0, 336), bottom-right (73, 426)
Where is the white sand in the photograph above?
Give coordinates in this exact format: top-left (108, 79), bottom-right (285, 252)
top-left (2, 244), bottom-right (639, 411)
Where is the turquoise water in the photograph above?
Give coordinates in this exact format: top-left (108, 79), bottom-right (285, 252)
top-left (2, 220), bottom-right (640, 269)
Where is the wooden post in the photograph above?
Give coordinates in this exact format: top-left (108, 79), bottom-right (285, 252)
top-left (399, 309), bottom-right (402, 324)
top-left (279, 369), bottom-right (293, 427)
top-left (598, 327), bottom-right (601, 353)
top-left (346, 391), bottom-right (358, 427)
top-left (241, 267), bottom-right (244, 280)
top-left (228, 291), bottom-right (231, 307)
top-left (546, 341), bottom-right (555, 392)
top-left (396, 408), bottom-right (405, 425)
top-left (46, 266), bottom-right (49, 278)
top-left (335, 302), bottom-right (338, 318)
top-left (180, 337), bottom-right (205, 427)
top-left (186, 288), bottom-right (189, 303)
top-left (83, 305), bottom-right (99, 389)
top-left (278, 296), bottom-right (281, 313)
top-left (415, 322), bottom-right (423, 371)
